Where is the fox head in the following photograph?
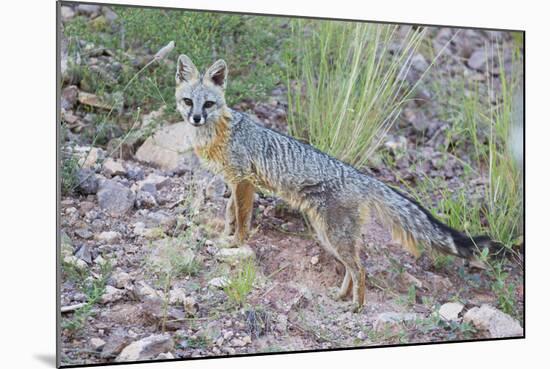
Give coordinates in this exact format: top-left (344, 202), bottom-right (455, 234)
top-left (175, 54), bottom-right (228, 127)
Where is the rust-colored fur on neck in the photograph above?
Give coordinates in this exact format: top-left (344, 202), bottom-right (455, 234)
top-left (194, 111), bottom-right (232, 166)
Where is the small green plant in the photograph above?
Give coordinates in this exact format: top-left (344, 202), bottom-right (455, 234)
top-left (262, 345), bottom-right (284, 353)
top-left (62, 259), bottom-right (113, 334)
top-left (61, 153), bottom-right (80, 195)
top-left (186, 335), bottom-right (210, 349)
top-left (475, 249), bottom-right (517, 316)
top-left (406, 285), bottom-right (417, 306)
top-left (416, 314), bottom-right (476, 340)
top-left (432, 252), bottom-right (455, 270)
top-left (224, 258), bottom-right (257, 307)
top-left (447, 320), bottom-right (477, 340)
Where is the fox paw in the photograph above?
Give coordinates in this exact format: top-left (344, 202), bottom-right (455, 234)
top-left (217, 235), bottom-right (240, 249)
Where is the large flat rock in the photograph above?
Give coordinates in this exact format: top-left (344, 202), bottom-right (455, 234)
top-left (135, 122), bottom-right (198, 172)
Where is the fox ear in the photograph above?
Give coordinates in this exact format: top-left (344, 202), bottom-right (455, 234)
top-left (204, 59), bottom-right (227, 89)
top-left (176, 54), bottom-right (199, 85)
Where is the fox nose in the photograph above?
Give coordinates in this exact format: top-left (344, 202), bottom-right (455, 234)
top-left (192, 114), bottom-right (202, 123)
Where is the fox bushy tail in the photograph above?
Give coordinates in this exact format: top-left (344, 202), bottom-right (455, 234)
top-left (366, 178), bottom-right (496, 259)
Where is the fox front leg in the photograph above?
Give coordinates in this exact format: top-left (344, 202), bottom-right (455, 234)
top-left (233, 181), bottom-right (255, 244)
top-left (224, 194), bottom-right (236, 236)
top-left (224, 181), bottom-right (255, 245)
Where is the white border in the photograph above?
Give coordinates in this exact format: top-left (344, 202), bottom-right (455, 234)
top-left (1, 0), bottom-right (546, 368)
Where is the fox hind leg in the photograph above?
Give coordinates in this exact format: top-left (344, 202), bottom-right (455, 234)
top-left (337, 268), bottom-right (352, 299)
top-left (309, 209), bottom-right (366, 307)
top-left (335, 239), bottom-right (365, 306)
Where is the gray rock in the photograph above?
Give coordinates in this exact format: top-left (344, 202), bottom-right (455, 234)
top-left (96, 231), bottom-right (121, 244)
top-left (141, 296), bottom-right (186, 329)
top-left (91, 219), bottom-right (105, 232)
top-left (76, 4), bottom-right (101, 17)
top-left (97, 180), bottom-right (135, 216)
top-left (133, 222), bottom-right (163, 240)
top-left (156, 352), bottom-right (174, 360)
top-left (76, 168), bottom-right (99, 195)
top-left (63, 255), bottom-right (88, 270)
top-left (102, 6), bottom-right (118, 23)
top-left (135, 122), bottom-right (198, 172)
top-left (74, 228), bottom-right (93, 240)
top-left (411, 53), bottom-right (429, 73)
top-left (60, 6), bottom-right (75, 21)
top-left (275, 314), bottom-right (288, 332)
top-left (75, 146), bottom-right (105, 169)
top-left (134, 281), bottom-right (163, 301)
top-left (230, 338), bottom-right (246, 347)
top-left (135, 191), bottom-right (157, 209)
top-left (61, 85), bottom-right (79, 110)
top-left (125, 165), bottom-right (145, 181)
top-left (463, 305), bottom-right (523, 338)
top-left (429, 272), bottom-right (454, 291)
top-left (74, 244), bottom-right (93, 264)
top-left (132, 222), bottom-right (147, 237)
top-left (183, 296), bottom-right (198, 316)
top-left (168, 288), bottom-right (187, 305)
top-left (78, 91), bottom-right (111, 110)
top-left (138, 173), bottom-right (169, 191)
top-left (100, 285), bottom-right (125, 304)
top-left (467, 49), bottom-right (487, 71)
top-left (223, 330), bottom-right (234, 340)
top-left (139, 182), bottom-right (157, 194)
top-left (145, 211), bottom-right (176, 230)
top-left (115, 334), bottom-right (174, 362)
top-left (401, 271), bottom-right (423, 289)
top-left (101, 329), bottom-right (130, 358)
top-left (438, 302), bottom-right (464, 322)
top-left (222, 346), bottom-right (236, 355)
top-left (111, 270), bottom-right (131, 289)
top-left (374, 312), bottom-right (418, 332)
top-left (90, 337), bottom-right (106, 351)
top-left (215, 245), bottom-right (255, 263)
top-left (102, 158), bottom-right (126, 178)
top-left (79, 201), bottom-right (95, 214)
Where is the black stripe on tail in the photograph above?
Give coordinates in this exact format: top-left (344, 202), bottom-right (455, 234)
top-left (387, 185), bottom-right (498, 259)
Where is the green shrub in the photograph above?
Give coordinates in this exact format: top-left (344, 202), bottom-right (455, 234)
top-left (64, 7), bottom-right (288, 111)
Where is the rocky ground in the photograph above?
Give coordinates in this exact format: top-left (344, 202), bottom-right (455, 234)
top-left (59, 4), bottom-right (524, 366)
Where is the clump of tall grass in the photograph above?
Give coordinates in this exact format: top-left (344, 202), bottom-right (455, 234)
top-left (426, 38), bottom-right (523, 251)
top-left (286, 21), bottom-right (426, 167)
top-left (224, 258), bottom-right (257, 308)
top-left (486, 39), bottom-right (524, 247)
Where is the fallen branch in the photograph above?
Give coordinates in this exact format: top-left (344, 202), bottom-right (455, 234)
top-left (61, 303), bottom-right (86, 313)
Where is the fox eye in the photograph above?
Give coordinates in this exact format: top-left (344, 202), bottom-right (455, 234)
top-left (183, 98), bottom-right (193, 106)
top-left (203, 101), bottom-right (215, 109)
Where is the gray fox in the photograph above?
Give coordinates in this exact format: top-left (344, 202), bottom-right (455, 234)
top-left (174, 54), bottom-right (497, 308)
